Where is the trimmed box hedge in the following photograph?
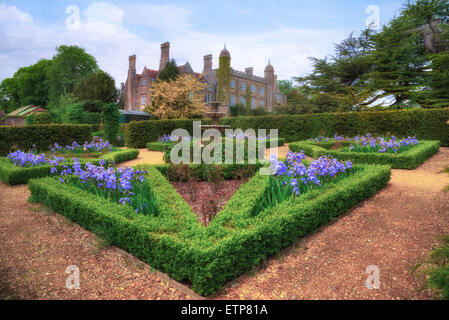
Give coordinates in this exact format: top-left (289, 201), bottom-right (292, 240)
top-left (220, 108), bottom-right (449, 146)
top-left (0, 124), bottom-right (94, 156)
top-left (0, 149), bottom-right (139, 185)
top-left (289, 140), bottom-right (440, 169)
top-left (125, 119), bottom-right (212, 149)
top-left (29, 162), bottom-right (390, 296)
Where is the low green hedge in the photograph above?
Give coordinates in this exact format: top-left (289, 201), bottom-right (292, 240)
top-left (0, 149), bottom-right (139, 185)
top-left (289, 140), bottom-right (440, 169)
top-left (147, 142), bottom-right (171, 152)
top-left (28, 162), bottom-right (390, 295)
top-left (220, 108), bottom-right (449, 146)
top-left (0, 124), bottom-right (94, 156)
top-left (125, 119), bottom-right (212, 149)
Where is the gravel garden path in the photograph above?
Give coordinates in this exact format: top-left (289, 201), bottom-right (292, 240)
top-left (0, 148), bottom-right (448, 300)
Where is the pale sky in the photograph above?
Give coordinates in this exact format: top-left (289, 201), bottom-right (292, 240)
top-left (0, 0), bottom-right (405, 85)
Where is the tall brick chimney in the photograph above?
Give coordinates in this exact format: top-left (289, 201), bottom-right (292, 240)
top-left (129, 55), bottom-right (136, 76)
top-left (159, 42), bottom-right (170, 71)
top-left (203, 54), bottom-right (212, 73)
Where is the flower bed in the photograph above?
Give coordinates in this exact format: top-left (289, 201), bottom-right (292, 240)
top-left (0, 147), bottom-right (139, 185)
top-left (28, 158), bottom-right (390, 296)
top-left (290, 134), bottom-right (440, 169)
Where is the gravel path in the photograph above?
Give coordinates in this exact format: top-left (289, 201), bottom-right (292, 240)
top-left (0, 148), bottom-right (448, 300)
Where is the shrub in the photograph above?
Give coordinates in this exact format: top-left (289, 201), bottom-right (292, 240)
top-left (29, 163), bottom-right (390, 295)
top-left (0, 148), bottom-right (139, 185)
top-left (103, 103), bottom-right (120, 145)
top-left (289, 139), bottom-right (440, 169)
top-left (67, 103), bottom-right (85, 124)
top-left (220, 108), bottom-right (449, 146)
top-left (0, 124), bottom-right (93, 156)
top-left (125, 119), bottom-right (211, 148)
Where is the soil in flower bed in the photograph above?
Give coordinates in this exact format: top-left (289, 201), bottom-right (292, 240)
top-left (171, 179), bottom-right (248, 226)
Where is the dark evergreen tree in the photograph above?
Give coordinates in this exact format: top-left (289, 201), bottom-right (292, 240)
top-left (157, 59), bottom-right (179, 82)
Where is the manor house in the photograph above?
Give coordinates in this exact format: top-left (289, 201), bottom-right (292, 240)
top-left (123, 42), bottom-right (286, 112)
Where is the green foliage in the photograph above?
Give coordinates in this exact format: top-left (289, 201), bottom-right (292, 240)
top-left (47, 45), bottom-right (98, 106)
top-left (0, 59), bottom-right (52, 112)
top-left (217, 56), bottom-right (231, 103)
top-left (102, 103), bottom-right (120, 145)
top-left (26, 112), bottom-right (54, 125)
top-left (73, 70), bottom-right (118, 104)
top-left (220, 108), bottom-right (449, 146)
top-left (290, 139), bottom-right (440, 169)
top-left (67, 103), bottom-right (85, 124)
top-left (157, 59), bottom-right (180, 82)
top-left (147, 142), bottom-right (171, 152)
top-left (0, 149), bottom-right (139, 185)
top-left (28, 163), bottom-right (390, 295)
top-left (0, 124), bottom-right (93, 157)
top-left (125, 119), bottom-right (211, 148)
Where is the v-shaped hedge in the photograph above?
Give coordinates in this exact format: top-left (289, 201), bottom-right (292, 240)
top-left (290, 140), bottom-right (440, 169)
top-left (28, 163), bottom-right (390, 296)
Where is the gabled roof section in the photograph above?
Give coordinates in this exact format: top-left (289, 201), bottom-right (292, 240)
top-left (8, 105), bottom-right (46, 117)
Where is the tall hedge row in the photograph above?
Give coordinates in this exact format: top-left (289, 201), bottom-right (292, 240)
top-left (0, 124), bottom-right (93, 156)
top-left (125, 119), bottom-right (211, 148)
top-left (220, 108), bottom-right (449, 146)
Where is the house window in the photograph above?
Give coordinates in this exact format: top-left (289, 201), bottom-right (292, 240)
top-left (260, 100), bottom-right (265, 108)
top-left (230, 79), bottom-right (236, 89)
top-left (230, 95), bottom-right (236, 106)
top-left (251, 85), bottom-right (256, 93)
top-left (260, 87), bottom-right (265, 95)
top-left (141, 95), bottom-right (146, 106)
top-left (206, 93), bottom-right (211, 103)
top-left (251, 98), bottom-right (256, 109)
top-left (142, 79), bottom-right (147, 86)
top-left (241, 97), bottom-right (246, 105)
top-left (241, 82), bottom-right (246, 91)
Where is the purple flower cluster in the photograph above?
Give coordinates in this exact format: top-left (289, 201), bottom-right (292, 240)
top-left (50, 139), bottom-right (112, 154)
top-left (7, 150), bottom-right (65, 168)
top-left (349, 134), bottom-right (419, 153)
top-left (56, 158), bottom-right (154, 214)
top-left (158, 135), bottom-right (172, 143)
top-left (310, 133), bottom-right (419, 154)
top-left (270, 152), bottom-right (352, 196)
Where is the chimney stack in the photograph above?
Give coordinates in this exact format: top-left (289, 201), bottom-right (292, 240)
top-left (203, 54), bottom-right (213, 73)
top-left (159, 42), bottom-right (170, 71)
top-left (245, 67), bottom-right (253, 75)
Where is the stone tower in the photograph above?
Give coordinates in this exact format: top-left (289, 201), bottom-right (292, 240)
top-left (264, 60), bottom-right (275, 110)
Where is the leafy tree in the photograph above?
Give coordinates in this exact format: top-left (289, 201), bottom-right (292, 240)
top-left (67, 103), bottom-right (86, 124)
top-left (47, 45), bottom-right (98, 106)
top-left (157, 59), bottom-right (180, 82)
top-left (73, 70), bottom-right (118, 105)
top-left (0, 59), bottom-right (52, 112)
top-left (147, 74), bottom-right (207, 119)
top-left (278, 80), bottom-right (294, 95)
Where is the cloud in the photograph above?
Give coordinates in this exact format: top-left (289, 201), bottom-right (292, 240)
top-left (0, 1), bottom-right (346, 87)
top-left (124, 3), bottom-right (192, 32)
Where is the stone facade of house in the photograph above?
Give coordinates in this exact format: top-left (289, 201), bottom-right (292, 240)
top-left (123, 42), bottom-right (286, 112)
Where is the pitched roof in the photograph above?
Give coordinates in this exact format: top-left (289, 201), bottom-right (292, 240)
top-left (7, 105), bottom-right (46, 117)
